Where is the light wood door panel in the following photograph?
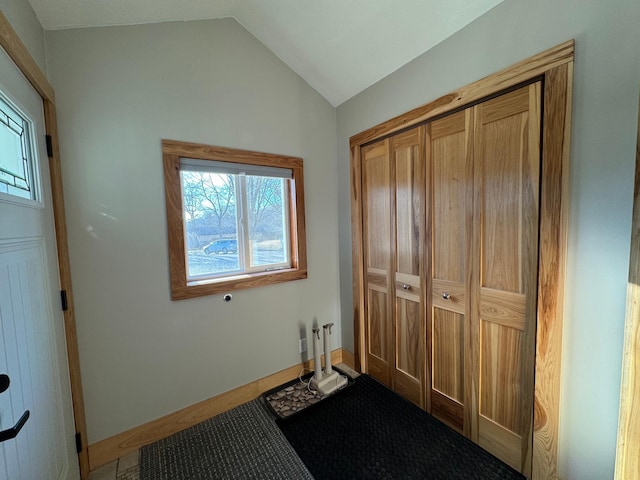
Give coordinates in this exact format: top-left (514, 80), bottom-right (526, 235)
top-left (392, 127), bottom-right (425, 407)
top-left (362, 140), bottom-right (393, 387)
top-left (480, 287), bottom-right (526, 330)
top-left (473, 83), bottom-right (541, 474)
top-left (428, 109), bottom-right (473, 430)
top-left (395, 296), bottom-right (422, 405)
top-left (367, 285), bottom-right (388, 358)
top-left (367, 287), bottom-right (391, 385)
top-left (432, 279), bottom-right (466, 315)
top-left (431, 389), bottom-right (464, 433)
top-left (364, 142), bottom-right (391, 271)
top-left (394, 129), bottom-right (422, 277)
top-left (396, 297), bottom-right (421, 378)
top-left (432, 111), bottom-right (469, 283)
top-left (480, 320), bottom-right (523, 432)
top-left (478, 416), bottom-right (523, 472)
top-left (432, 308), bottom-right (464, 403)
top-left (479, 87), bottom-right (532, 294)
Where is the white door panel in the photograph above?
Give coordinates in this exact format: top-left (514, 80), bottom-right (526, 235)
top-left (1, 241), bottom-right (60, 479)
top-left (0, 43), bottom-right (79, 480)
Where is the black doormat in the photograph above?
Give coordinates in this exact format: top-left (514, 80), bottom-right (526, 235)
top-left (276, 374), bottom-right (526, 480)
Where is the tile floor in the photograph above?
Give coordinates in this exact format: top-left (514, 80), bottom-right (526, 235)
top-left (89, 450), bottom-right (139, 480)
top-left (87, 364), bottom-right (359, 479)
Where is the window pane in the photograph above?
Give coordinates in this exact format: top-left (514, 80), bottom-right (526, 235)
top-left (0, 96), bottom-right (34, 200)
top-left (247, 176), bottom-right (289, 268)
top-left (181, 171), bottom-right (240, 279)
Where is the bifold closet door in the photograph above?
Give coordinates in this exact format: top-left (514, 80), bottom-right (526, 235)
top-left (427, 109), bottom-right (473, 432)
top-left (391, 127), bottom-right (426, 408)
top-left (427, 83), bottom-right (541, 475)
top-left (362, 139), bottom-right (393, 387)
top-left (472, 83), bottom-right (541, 474)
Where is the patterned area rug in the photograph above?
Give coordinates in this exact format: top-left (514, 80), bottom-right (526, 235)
top-left (139, 398), bottom-right (313, 480)
top-left (277, 374), bottom-right (527, 480)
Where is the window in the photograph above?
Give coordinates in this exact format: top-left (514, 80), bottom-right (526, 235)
top-left (0, 92), bottom-right (37, 202)
top-left (163, 139), bottom-right (307, 300)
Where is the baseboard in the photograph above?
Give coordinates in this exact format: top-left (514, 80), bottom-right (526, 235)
top-left (88, 348), bottom-right (352, 470)
top-left (341, 348), bottom-right (355, 368)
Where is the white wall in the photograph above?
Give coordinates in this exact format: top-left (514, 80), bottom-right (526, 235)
top-left (0, 0), bottom-right (46, 72)
top-left (336, 0), bottom-right (640, 478)
top-left (45, 18), bottom-right (339, 444)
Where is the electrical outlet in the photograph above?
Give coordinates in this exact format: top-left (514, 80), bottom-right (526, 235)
top-left (299, 338), bottom-right (307, 353)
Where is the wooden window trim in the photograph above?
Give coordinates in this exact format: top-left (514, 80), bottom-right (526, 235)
top-left (163, 139), bottom-right (307, 300)
top-left (350, 40), bottom-right (574, 480)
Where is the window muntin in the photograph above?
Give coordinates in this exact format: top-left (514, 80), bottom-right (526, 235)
top-left (163, 139), bottom-right (307, 300)
top-left (0, 93), bottom-right (36, 201)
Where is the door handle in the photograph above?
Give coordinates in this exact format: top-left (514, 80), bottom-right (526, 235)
top-left (0, 410), bottom-right (30, 443)
top-left (0, 373), bottom-right (31, 442)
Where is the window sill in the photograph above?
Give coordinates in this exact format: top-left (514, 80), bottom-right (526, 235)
top-left (170, 268), bottom-right (308, 300)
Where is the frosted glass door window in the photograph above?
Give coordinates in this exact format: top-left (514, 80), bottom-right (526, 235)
top-left (0, 95), bottom-right (35, 200)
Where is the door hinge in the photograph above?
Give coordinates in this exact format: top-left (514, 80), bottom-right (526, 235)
top-left (75, 432), bottom-right (82, 453)
top-left (45, 135), bottom-right (53, 158)
top-left (61, 290), bottom-right (69, 311)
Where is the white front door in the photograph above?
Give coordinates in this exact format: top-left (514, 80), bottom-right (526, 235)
top-left (0, 45), bottom-right (80, 479)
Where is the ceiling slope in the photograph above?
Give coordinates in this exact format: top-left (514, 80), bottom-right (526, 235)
top-left (27, 0), bottom-right (504, 106)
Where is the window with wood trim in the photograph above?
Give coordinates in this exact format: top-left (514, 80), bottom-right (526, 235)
top-left (163, 139), bottom-right (307, 300)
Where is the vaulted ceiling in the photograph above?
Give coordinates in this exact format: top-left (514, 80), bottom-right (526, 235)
top-left (27, 0), bottom-right (503, 106)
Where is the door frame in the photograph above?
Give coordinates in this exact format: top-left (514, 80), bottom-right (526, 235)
top-left (350, 40), bottom-right (574, 480)
top-left (0, 11), bottom-right (89, 479)
top-left (614, 92), bottom-right (640, 480)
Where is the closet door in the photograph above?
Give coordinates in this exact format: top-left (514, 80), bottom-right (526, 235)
top-left (362, 139), bottom-right (393, 387)
top-left (472, 83), bottom-right (541, 474)
top-left (428, 110), bottom-right (473, 431)
top-left (392, 127), bottom-right (426, 408)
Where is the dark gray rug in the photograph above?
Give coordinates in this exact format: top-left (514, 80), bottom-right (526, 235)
top-left (139, 397), bottom-right (313, 480)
